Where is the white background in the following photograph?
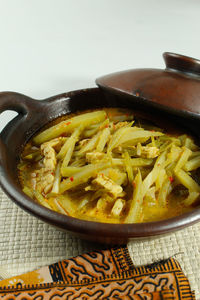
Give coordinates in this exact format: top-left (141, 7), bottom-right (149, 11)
top-left (1, 0), bottom-right (200, 130)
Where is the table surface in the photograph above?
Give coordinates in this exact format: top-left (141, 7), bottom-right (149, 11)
top-left (1, 188), bottom-right (200, 296)
top-left (0, 0), bottom-right (200, 296)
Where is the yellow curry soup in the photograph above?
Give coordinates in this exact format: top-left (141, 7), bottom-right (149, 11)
top-left (18, 108), bottom-right (200, 223)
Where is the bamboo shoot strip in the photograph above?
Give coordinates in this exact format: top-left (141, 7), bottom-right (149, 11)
top-left (123, 151), bottom-right (134, 183)
top-left (184, 156), bottom-right (200, 171)
top-left (52, 162), bottom-right (61, 194)
top-left (183, 191), bottom-right (199, 206)
top-left (158, 177), bottom-right (171, 207)
top-left (57, 125), bottom-right (83, 160)
top-left (77, 131), bottom-right (101, 156)
top-left (112, 158), bottom-right (153, 167)
top-left (96, 128), bottom-right (110, 152)
top-left (174, 147), bottom-right (192, 173)
top-left (59, 161), bottom-right (111, 193)
top-left (61, 166), bottom-right (83, 177)
top-left (175, 169), bottom-right (200, 192)
top-left (60, 125), bottom-right (84, 175)
top-left (116, 128), bottom-right (163, 147)
top-left (33, 110), bottom-right (107, 144)
top-left (125, 170), bottom-right (142, 223)
top-left (141, 151), bottom-right (166, 199)
top-left (33, 190), bottom-right (51, 209)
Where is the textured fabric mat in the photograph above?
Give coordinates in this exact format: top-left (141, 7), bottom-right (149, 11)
top-left (0, 188), bottom-right (200, 297)
top-left (0, 247), bottom-right (195, 299)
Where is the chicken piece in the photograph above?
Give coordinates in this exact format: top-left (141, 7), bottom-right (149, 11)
top-left (92, 174), bottom-right (123, 198)
top-left (140, 146), bottom-right (159, 158)
top-left (96, 197), bottom-right (107, 210)
top-left (111, 198), bottom-right (125, 217)
top-left (122, 145), bottom-right (159, 158)
top-left (42, 146), bottom-right (57, 170)
top-left (43, 173), bottom-right (55, 194)
top-left (35, 169), bottom-right (55, 194)
top-left (36, 138), bottom-right (65, 194)
top-left (114, 145), bottom-right (159, 159)
top-left (31, 178), bottom-right (37, 189)
top-left (40, 137), bottom-right (66, 170)
top-left (86, 152), bottom-right (105, 163)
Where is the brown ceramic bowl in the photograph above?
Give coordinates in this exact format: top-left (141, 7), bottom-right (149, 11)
top-left (1, 52), bottom-right (200, 244)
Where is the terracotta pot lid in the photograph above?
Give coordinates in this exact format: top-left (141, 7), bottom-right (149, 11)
top-left (96, 52), bottom-right (200, 116)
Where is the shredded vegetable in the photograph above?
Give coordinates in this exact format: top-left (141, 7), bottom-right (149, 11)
top-left (18, 108), bottom-right (200, 223)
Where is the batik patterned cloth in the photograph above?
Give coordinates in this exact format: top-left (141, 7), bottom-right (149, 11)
top-left (0, 246), bottom-right (195, 299)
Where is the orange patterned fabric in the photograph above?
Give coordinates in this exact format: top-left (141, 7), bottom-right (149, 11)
top-left (0, 246), bottom-right (195, 299)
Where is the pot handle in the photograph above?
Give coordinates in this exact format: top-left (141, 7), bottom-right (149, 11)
top-left (0, 91), bottom-right (39, 115)
top-left (0, 92), bottom-right (40, 154)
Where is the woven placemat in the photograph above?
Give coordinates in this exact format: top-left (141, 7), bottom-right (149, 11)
top-left (0, 188), bottom-right (200, 297)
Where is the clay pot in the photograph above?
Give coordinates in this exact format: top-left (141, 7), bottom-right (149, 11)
top-left (1, 52), bottom-right (200, 244)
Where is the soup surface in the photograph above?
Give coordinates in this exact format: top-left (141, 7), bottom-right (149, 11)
top-left (18, 108), bottom-right (200, 223)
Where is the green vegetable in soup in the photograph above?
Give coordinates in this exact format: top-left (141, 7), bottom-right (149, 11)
top-left (18, 108), bottom-right (200, 224)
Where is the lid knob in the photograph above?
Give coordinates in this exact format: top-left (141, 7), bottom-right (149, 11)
top-left (163, 52), bottom-right (200, 76)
